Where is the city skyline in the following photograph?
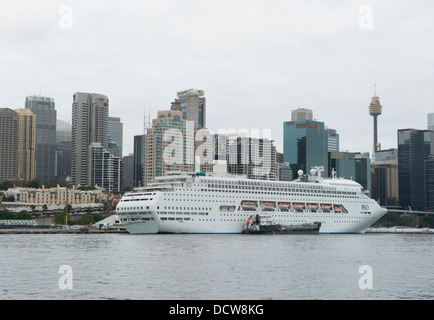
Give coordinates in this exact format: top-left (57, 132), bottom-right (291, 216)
top-left (1, 1), bottom-right (433, 157)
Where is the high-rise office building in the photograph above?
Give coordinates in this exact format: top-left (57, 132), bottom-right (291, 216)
top-left (122, 153), bottom-right (134, 189)
top-left (176, 89), bottom-right (206, 130)
top-left (283, 120), bottom-right (328, 179)
top-left (56, 120), bottom-right (72, 180)
top-left (428, 113), bottom-right (434, 131)
top-left (328, 151), bottom-right (371, 192)
top-left (71, 92), bottom-right (109, 186)
top-left (425, 155), bottom-right (434, 211)
top-left (142, 109), bottom-right (194, 186)
top-left (329, 151), bottom-right (356, 179)
top-left (326, 128), bottom-right (339, 152)
top-left (354, 153), bottom-right (371, 193)
top-left (88, 142), bottom-right (122, 191)
top-left (291, 108), bottom-right (313, 121)
top-left (25, 96), bottom-right (57, 184)
top-left (398, 128), bottom-right (432, 211)
top-left (108, 116), bottom-right (123, 157)
top-left (56, 120), bottom-right (71, 143)
top-left (371, 149), bottom-right (398, 207)
top-left (133, 135), bottom-right (144, 187)
top-left (227, 136), bottom-right (278, 180)
top-left (15, 109), bottom-right (36, 182)
top-left (0, 108), bottom-right (19, 182)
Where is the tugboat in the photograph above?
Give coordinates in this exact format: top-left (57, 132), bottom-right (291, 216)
top-left (242, 213), bottom-right (321, 234)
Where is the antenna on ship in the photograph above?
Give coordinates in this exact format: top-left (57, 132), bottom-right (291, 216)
top-left (330, 168), bottom-right (337, 179)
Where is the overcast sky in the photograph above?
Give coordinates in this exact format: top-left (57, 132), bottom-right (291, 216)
top-left (1, 0), bottom-right (433, 157)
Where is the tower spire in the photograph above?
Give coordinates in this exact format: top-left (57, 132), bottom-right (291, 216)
top-left (369, 88), bottom-right (382, 159)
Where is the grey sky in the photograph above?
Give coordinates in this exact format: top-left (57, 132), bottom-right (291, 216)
top-left (1, 0), bottom-right (433, 157)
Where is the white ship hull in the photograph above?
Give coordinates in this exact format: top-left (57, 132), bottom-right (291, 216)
top-left (122, 219), bottom-right (159, 234)
top-left (118, 171), bottom-right (387, 235)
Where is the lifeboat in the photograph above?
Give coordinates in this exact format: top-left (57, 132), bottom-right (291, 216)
top-left (241, 201), bottom-right (257, 211)
top-left (333, 205), bottom-right (342, 213)
top-left (292, 203), bottom-right (305, 211)
top-left (307, 203), bottom-right (318, 211)
top-left (261, 201), bottom-right (276, 211)
top-left (278, 202), bottom-right (291, 211)
top-left (320, 204), bottom-right (332, 212)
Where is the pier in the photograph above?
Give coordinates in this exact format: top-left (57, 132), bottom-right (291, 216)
top-left (366, 227), bottom-right (434, 234)
top-left (0, 228), bottom-right (128, 234)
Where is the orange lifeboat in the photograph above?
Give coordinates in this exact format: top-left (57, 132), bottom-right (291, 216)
top-left (320, 204), bottom-right (332, 212)
top-left (333, 205), bottom-right (342, 212)
top-left (292, 203), bottom-right (305, 211)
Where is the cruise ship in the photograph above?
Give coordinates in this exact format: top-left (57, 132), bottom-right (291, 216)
top-left (116, 167), bottom-right (387, 234)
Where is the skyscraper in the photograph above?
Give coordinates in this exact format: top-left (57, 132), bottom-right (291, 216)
top-left (398, 128), bottom-right (432, 211)
top-left (0, 108), bottom-right (18, 182)
top-left (88, 142), bottom-right (122, 191)
top-left (108, 116), bottom-right (123, 157)
top-left (133, 134), bottom-right (144, 187)
top-left (227, 136), bottom-right (278, 180)
top-left (428, 113), bottom-right (434, 131)
top-left (326, 128), bottom-right (339, 152)
top-left (15, 109), bottom-right (36, 182)
top-left (142, 109), bottom-right (194, 186)
top-left (56, 120), bottom-right (72, 180)
top-left (25, 96), bottom-right (57, 184)
top-left (71, 92), bottom-right (109, 186)
top-left (283, 120), bottom-right (328, 179)
top-left (122, 153), bottom-right (134, 189)
top-left (291, 108), bottom-right (313, 121)
top-left (371, 149), bottom-right (398, 207)
top-left (176, 89), bottom-right (206, 130)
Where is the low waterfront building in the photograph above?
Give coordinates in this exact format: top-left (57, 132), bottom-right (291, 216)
top-left (5, 185), bottom-right (104, 206)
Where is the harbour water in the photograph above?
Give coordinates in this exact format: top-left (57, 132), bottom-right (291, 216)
top-left (0, 233), bottom-right (433, 300)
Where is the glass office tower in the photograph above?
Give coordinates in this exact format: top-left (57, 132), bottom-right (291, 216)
top-left (398, 128), bottom-right (432, 211)
top-left (25, 96), bottom-right (57, 184)
top-left (283, 120), bottom-right (328, 179)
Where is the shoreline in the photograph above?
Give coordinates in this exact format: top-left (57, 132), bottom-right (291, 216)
top-left (1, 227), bottom-right (433, 235)
top-left (366, 227), bottom-right (434, 234)
top-left (0, 227), bottom-right (127, 234)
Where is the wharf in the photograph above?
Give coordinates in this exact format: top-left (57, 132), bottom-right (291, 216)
top-left (366, 227), bottom-right (434, 234)
top-left (0, 228), bottom-right (128, 234)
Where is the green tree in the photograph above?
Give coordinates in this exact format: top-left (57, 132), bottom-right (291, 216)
top-left (54, 212), bottom-right (70, 225)
top-left (73, 214), bottom-right (105, 226)
top-left (77, 185), bottom-right (96, 191)
top-left (0, 180), bottom-right (14, 190)
top-left (0, 210), bottom-right (32, 220)
top-left (26, 179), bottom-right (41, 189)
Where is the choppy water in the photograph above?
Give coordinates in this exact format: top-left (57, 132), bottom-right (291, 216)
top-left (0, 233), bottom-right (433, 300)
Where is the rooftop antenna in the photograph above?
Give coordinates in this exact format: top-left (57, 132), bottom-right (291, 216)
top-left (144, 104), bottom-right (151, 134)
